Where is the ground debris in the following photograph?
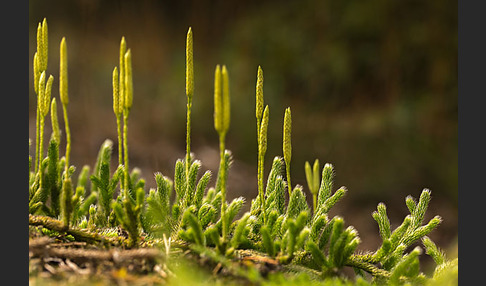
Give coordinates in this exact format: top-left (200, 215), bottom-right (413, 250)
top-left (29, 236), bottom-right (168, 285)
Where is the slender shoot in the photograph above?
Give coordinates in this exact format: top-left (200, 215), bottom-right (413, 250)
top-left (283, 107), bottom-right (292, 193)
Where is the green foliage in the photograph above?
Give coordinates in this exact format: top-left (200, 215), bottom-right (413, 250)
top-left (90, 140), bottom-right (124, 227)
top-left (44, 138), bottom-right (60, 215)
top-left (194, 171), bottom-right (212, 209)
top-left (145, 173), bottom-right (173, 236)
top-left (29, 19), bottom-right (456, 285)
top-left (181, 207), bottom-right (205, 246)
top-left (60, 177), bottom-right (74, 227)
top-left (230, 212), bottom-right (252, 249)
top-left (112, 186), bottom-right (145, 247)
top-left (305, 159), bottom-right (320, 212)
top-left (287, 186), bottom-right (309, 220)
top-left (372, 189), bottom-right (442, 269)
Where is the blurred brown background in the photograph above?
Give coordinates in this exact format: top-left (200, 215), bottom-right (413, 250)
top-left (29, 0), bottom-right (457, 263)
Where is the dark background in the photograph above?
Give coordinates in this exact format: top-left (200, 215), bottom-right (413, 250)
top-left (28, 0), bottom-right (457, 264)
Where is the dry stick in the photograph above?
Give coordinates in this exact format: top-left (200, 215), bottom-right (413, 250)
top-left (29, 238), bottom-right (162, 263)
top-left (29, 215), bottom-right (123, 245)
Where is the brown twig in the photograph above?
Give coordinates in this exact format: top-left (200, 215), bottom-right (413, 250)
top-left (29, 238), bottom-right (162, 264)
top-left (29, 214), bottom-right (124, 246)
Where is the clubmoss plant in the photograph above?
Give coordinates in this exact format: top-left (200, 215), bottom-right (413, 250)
top-left (29, 24), bottom-right (80, 223)
top-left (33, 19), bottom-right (48, 174)
top-left (71, 165), bottom-right (97, 225)
top-left (213, 64), bottom-right (231, 242)
top-left (90, 139), bottom-right (123, 226)
top-left (108, 38), bottom-right (148, 246)
top-left (29, 19), bottom-right (456, 285)
top-left (45, 107), bottom-right (61, 216)
top-left (37, 72), bottom-right (54, 189)
top-left (255, 66), bottom-right (269, 221)
top-left (58, 37), bottom-right (77, 228)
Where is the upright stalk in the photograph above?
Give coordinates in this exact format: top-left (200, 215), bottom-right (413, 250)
top-left (258, 106), bottom-right (269, 223)
top-left (119, 37), bottom-right (127, 168)
top-left (185, 27), bottom-right (194, 182)
top-left (38, 72), bottom-right (53, 191)
top-left (219, 133), bottom-right (228, 240)
top-left (112, 67), bottom-right (123, 167)
top-left (123, 114), bottom-right (129, 192)
top-left (214, 64), bottom-right (231, 241)
top-left (255, 66), bottom-right (266, 221)
top-left (59, 37), bottom-right (71, 174)
top-left (34, 52), bottom-right (40, 173)
top-left (116, 118), bottom-right (123, 166)
top-left (283, 107), bottom-right (292, 194)
top-left (59, 37), bottom-right (73, 228)
top-left (123, 49), bottom-right (133, 194)
top-left (35, 106), bottom-right (40, 173)
top-left (34, 19), bottom-right (48, 174)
